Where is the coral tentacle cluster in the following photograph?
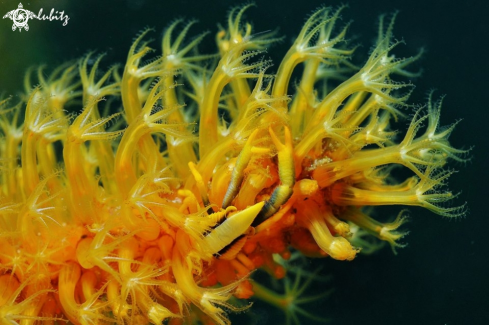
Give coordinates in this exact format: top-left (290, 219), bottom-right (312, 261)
top-left (0, 5), bottom-right (466, 325)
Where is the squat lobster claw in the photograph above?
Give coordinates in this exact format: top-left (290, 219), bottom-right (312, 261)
top-left (222, 129), bottom-right (260, 209)
top-left (252, 126), bottom-right (295, 226)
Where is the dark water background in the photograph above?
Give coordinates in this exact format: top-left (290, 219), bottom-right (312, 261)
top-left (0, 0), bottom-right (488, 324)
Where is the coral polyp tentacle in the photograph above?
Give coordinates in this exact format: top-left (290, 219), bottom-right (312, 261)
top-left (0, 4), bottom-right (467, 325)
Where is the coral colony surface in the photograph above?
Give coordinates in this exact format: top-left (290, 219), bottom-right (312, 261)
top-left (0, 4), bottom-right (467, 325)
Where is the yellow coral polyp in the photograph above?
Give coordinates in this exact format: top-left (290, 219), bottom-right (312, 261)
top-left (0, 4), bottom-right (467, 325)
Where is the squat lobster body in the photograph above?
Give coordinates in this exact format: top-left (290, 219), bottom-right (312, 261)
top-left (202, 201), bottom-right (265, 259)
